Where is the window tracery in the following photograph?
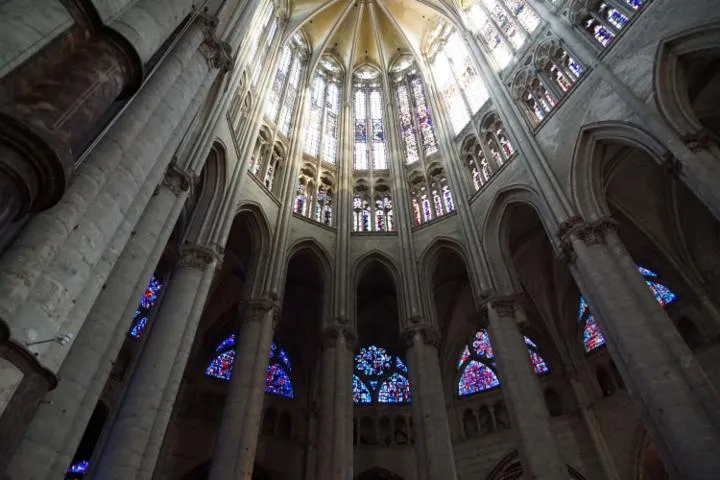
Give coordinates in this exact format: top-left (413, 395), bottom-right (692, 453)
top-left (248, 4), bottom-right (278, 87)
top-left (512, 68), bottom-right (558, 125)
top-left (353, 181), bottom-right (394, 232)
top-left (128, 276), bottom-right (162, 339)
top-left (293, 165), bottom-right (334, 226)
top-left (430, 31), bottom-right (490, 135)
top-left (392, 58), bottom-right (439, 164)
top-left (463, 0), bottom-right (541, 70)
top-left (571, 0), bottom-right (647, 49)
top-left (206, 334), bottom-right (295, 399)
top-left (535, 40), bottom-right (585, 96)
top-left (409, 166), bottom-right (455, 225)
top-left (353, 345), bottom-right (411, 404)
top-left (353, 66), bottom-right (387, 171)
top-left (304, 57), bottom-right (342, 164)
top-left (457, 329), bottom-right (549, 397)
top-left (579, 265), bottom-right (676, 353)
top-left (265, 34), bottom-right (307, 137)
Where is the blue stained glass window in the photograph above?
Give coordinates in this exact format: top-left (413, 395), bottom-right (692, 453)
top-left (458, 329), bottom-right (549, 397)
top-left (354, 345), bottom-right (411, 405)
top-left (353, 375), bottom-right (372, 404)
top-left (378, 373), bottom-right (412, 403)
top-left (579, 265), bottom-right (677, 352)
top-left (67, 460), bottom-right (89, 474)
top-left (205, 339), bottom-right (295, 398)
top-left (128, 276), bottom-right (162, 339)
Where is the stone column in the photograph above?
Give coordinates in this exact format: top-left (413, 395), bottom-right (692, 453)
top-left (89, 244), bottom-right (220, 479)
top-left (559, 218), bottom-right (720, 478)
top-left (404, 325), bottom-right (458, 480)
top-left (0, 29), bottom-right (142, 232)
top-left (208, 298), bottom-right (279, 480)
top-left (486, 296), bottom-right (567, 479)
top-left (6, 165), bottom-right (193, 479)
top-left (316, 325), bottom-right (355, 480)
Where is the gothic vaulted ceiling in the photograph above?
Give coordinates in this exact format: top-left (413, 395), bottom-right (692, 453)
top-left (285, 0), bottom-right (459, 74)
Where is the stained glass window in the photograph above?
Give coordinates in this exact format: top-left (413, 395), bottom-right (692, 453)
top-left (128, 276), bottom-right (162, 338)
top-left (305, 72), bottom-right (341, 165)
top-left (353, 345), bottom-right (411, 404)
top-left (266, 46), bottom-right (291, 122)
top-left (353, 76), bottom-right (387, 171)
top-left (394, 71), bottom-right (438, 164)
top-left (579, 265), bottom-right (677, 353)
top-left (66, 460), bottom-right (90, 479)
top-left (322, 82), bottom-right (340, 164)
top-left (431, 33), bottom-right (489, 135)
top-left (457, 329), bottom-right (549, 396)
top-left (206, 337), bottom-right (295, 398)
top-left (304, 75), bottom-right (326, 156)
top-left (278, 56), bottom-right (301, 136)
top-left (397, 84), bottom-right (419, 163)
top-left (354, 89), bottom-right (368, 170)
top-left (411, 78), bottom-right (438, 156)
top-left (250, 5), bottom-right (276, 86)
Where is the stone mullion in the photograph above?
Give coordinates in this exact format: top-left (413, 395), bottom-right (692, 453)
top-left (560, 219), bottom-right (720, 477)
top-left (529, 0), bottom-right (720, 220)
top-left (6, 165), bottom-right (193, 479)
top-left (419, 58), bottom-right (491, 295)
top-left (461, 32), bottom-right (573, 221)
top-left (487, 297), bottom-right (567, 479)
top-left (90, 244), bottom-right (220, 479)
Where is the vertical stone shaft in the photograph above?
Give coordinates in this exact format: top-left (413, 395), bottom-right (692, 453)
top-left (331, 329), bottom-right (353, 480)
top-left (564, 220), bottom-right (720, 478)
top-left (6, 166), bottom-right (192, 479)
top-left (405, 328), bottom-right (458, 480)
top-left (487, 297), bottom-right (568, 479)
top-left (208, 301), bottom-right (277, 479)
top-left (90, 245), bottom-right (219, 479)
top-left (316, 332), bottom-right (337, 480)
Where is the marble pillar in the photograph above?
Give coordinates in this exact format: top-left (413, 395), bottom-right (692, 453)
top-left (487, 296), bottom-right (568, 479)
top-left (90, 244), bottom-right (220, 479)
top-left (560, 217), bottom-right (720, 479)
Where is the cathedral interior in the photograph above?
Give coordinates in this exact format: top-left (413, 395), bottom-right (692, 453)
top-left (1, 0), bottom-right (720, 479)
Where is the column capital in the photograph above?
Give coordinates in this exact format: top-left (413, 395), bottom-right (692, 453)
top-left (198, 15), bottom-right (234, 72)
top-left (178, 244), bottom-right (222, 270)
top-left (403, 325), bottom-right (441, 349)
top-left (161, 163), bottom-right (193, 196)
top-left (557, 217), bottom-right (617, 263)
top-left (488, 293), bottom-right (526, 318)
top-left (241, 297), bottom-right (281, 325)
top-left (682, 129), bottom-right (713, 153)
top-left (321, 325), bottom-right (357, 350)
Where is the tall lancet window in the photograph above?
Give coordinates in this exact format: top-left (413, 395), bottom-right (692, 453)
top-left (391, 57), bottom-right (439, 164)
top-left (353, 66), bottom-right (387, 171)
top-left (304, 57), bottom-right (342, 164)
top-left (463, 0), bottom-right (541, 70)
top-left (571, 0), bottom-right (646, 49)
top-left (430, 30), bottom-right (490, 135)
top-left (248, 3), bottom-right (277, 86)
top-left (265, 33), bottom-right (308, 136)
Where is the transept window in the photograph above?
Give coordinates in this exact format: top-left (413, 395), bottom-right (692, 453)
top-left (391, 58), bottom-right (439, 164)
top-left (572, 0), bottom-right (646, 49)
top-left (265, 34), bottom-right (307, 137)
top-left (353, 66), bottom-right (387, 171)
top-left (463, 0), bottom-right (541, 70)
top-left (127, 276), bottom-right (162, 339)
top-left (579, 265), bottom-right (676, 353)
top-left (304, 57), bottom-right (342, 164)
top-left (353, 345), bottom-right (411, 405)
top-left (206, 334), bottom-right (295, 399)
top-left (353, 181), bottom-right (394, 232)
top-left (457, 329), bottom-right (549, 397)
top-left (430, 32), bottom-right (490, 135)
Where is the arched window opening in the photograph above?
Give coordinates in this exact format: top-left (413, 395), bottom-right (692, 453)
top-left (353, 66), bottom-right (387, 171)
top-left (513, 69), bottom-right (557, 125)
top-left (250, 128), bottom-right (272, 178)
top-left (677, 318), bottom-right (703, 351)
top-left (544, 389), bottom-right (564, 416)
top-left (392, 57), bottom-right (439, 164)
top-left (596, 366), bottom-right (615, 396)
top-left (463, 0), bottom-right (542, 70)
top-left (260, 142), bottom-right (285, 192)
top-left (536, 41), bottom-right (585, 96)
top-left (430, 30), bottom-right (490, 135)
top-left (304, 57), bottom-right (342, 164)
top-left (247, 4), bottom-right (278, 87)
top-left (353, 345), bottom-right (412, 405)
top-left (265, 33), bottom-right (307, 136)
top-left (457, 329), bottom-right (549, 397)
top-left (262, 407), bottom-right (277, 436)
top-left (293, 166), bottom-right (334, 226)
top-left (462, 136), bottom-right (493, 191)
top-left (127, 275), bottom-right (163, 339)
top-left (353, 181), bottom-right (394, 232)
top-left (579, 264), bottom-right (677, 353)
top-left (205, 334), bottom-right (295, 399)
top-left (572, 0), bottom-right (647, 49)
top-left (481, 113), bottom-right (516, 167)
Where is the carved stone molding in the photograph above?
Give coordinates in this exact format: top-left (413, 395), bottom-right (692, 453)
top-left (557, 217), bottom-right (617, 263)
top-left (490, 300), bottom-right (516, 318)
top-left (321, 325), bottom-right (357, 350)
top-left (178, 244), bottom-right (221, 270)
top-left (682, 129), bottom-right (713, 153)
top-left (241, 297), bottom-right (281, 325)
top-left (198, 15), bottom-right (234, 72)
top-left (661, 152), bottom-right (682, 177)
top-left (161, 163), bottom-right (192, 196)
top-left (403, 325), bottom-right (441, 349)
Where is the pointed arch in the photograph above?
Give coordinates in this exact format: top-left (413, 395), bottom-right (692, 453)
top-left (184, 141), bottom-right (229, 244)
top-left (355, 466), bottom-right (406, 480)
top-left (481, 185), bottom-right (559, 294)
top-left (569, 121), bottom-right (672, 220)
